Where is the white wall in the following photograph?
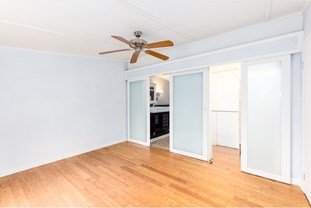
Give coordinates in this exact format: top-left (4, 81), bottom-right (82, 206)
top-left (302, 4), bottom-right (311, 202)
top-left (0, 47), bottom-right (127, 177)
top-left (150, 76), bottom-right (169, 105)
top-left (304, 5), bottom-right (311, 38)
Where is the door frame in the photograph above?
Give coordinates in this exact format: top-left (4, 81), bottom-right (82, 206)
top-left (241, 55), bottom-right (291, 183)
top-left (302, 34), bottom-right (311, 203)
top-left (169, 68), bottom-right (211, 161)
top-left (127, 77), bottom-right (150, 146)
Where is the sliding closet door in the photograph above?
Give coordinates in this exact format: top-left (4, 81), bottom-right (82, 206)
top-left (170, 69), bottom-right (210, 161)
top-left (127, 78), bottom-right (150, 146)
top-left (241, 55), bottom-right (290, 183)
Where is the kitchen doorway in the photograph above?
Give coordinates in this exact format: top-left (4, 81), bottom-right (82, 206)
top-left (149, 74), bottom-right (170, 150)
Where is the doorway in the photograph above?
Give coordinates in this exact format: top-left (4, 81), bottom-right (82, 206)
top-left (209, 56), bottom-right (291, 183)
top-left (127, 55), bottom-right (291, 183)
top-left (209, 63), bottom-right (241, 153)
top-left (149, 74), bottom-right (170, 150)
top-left (209, 62), bottom-right (241, 169)
top-left (149, 70), bottom-right (211, 161)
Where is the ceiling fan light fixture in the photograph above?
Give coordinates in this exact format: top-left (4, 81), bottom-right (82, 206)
top-left (99, 31), bottom-right (174, 64)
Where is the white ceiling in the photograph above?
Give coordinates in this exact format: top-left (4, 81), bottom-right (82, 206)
top-left (0, 0), bottom-right (308, 62)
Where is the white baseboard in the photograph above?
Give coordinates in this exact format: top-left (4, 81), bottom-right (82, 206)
top-left (170, 147), bottom-right (207, 161)
top-left (291, 177), bottom-right (303, 187)
top-left (0, 138), bottom-right (126, 178)
top-left (128, 138), bottom-right (150, 146)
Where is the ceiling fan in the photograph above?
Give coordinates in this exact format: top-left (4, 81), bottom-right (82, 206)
top-left (99, 31), bottom-right (174, 64)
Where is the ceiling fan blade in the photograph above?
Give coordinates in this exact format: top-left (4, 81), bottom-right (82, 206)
top-left (99, 49), bottom-right (130, 55)
top-left (111, 36), bottom-right (131, 45)
top-left (130, 51), bottom-right (140, 64)
top-left (145, 50), bottom-right (169, 61)
top-left (146, 40), bottom-right (174, 49)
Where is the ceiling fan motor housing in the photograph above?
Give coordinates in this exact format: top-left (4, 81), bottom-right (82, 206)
top-left (130, 31), bottom-right (147, 50)
top-left (134, 31), bottom-right (142, 38)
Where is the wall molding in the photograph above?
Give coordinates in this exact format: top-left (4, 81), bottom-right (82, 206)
top-left (125, 31), bottom-right (303, 79)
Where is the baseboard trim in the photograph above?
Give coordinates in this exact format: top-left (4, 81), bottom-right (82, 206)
top-left (291, 177), bottom-right (302, 187)
top-left (170, 148), bottom-right (207, 161)
top-left (0, 138), bottom-right (126, 178)
top-left (128, 138), bottom-right (150, 146)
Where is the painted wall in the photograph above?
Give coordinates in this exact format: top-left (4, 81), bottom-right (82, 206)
top-left (302, 4), bottom-right (311, 202)
top-left (129, 13), bottom-right (303, 69)
top-left (150, 76), bottom-right (169, 105)
top-left (0, 47), bottom-right (127, 177)
top-left (304, 5), bottom-right (311, 38)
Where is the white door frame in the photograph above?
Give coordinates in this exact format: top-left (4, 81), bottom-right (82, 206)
top-left (302, 34), bottom-right (311, 203)
top-left (127, 77), bottom-right (150, 146)
top-left (169, 68), bottom-right (211, 161)
top-left (241, 55), bottom-right (291, 183)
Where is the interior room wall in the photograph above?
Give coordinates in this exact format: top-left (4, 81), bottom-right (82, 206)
top-left (150, 76), bottom-right (169, 105)
top-left (0, 47), bottom-right (127, 177)
top-left (302, 3), bottom-right (311, 202)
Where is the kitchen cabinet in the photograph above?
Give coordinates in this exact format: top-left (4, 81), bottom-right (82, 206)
top-left (150, 111), bottom-right (169, 139)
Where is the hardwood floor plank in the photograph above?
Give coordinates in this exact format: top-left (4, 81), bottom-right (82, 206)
top-left (141, 164), bottom-right (188, 184)
top-left (121, 166), bottom-right (163, 187)
top-left (0, 142), bottom-right (309, 207)
top-left (169, 183), bottom-right (224, 207)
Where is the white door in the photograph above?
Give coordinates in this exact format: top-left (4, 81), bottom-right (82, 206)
top-left (241, 55), bottom-right (291, 183)
top-left (127, 78), bottom-right (150, 146)
top-left (170, 69), bottom-right (211, 161)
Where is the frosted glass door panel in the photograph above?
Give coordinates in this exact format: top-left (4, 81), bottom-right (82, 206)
top-left (247, 62), bottom-right (281, 175)
top-left (242, 56), bottom-right (290, 183)
top-left (129, 80), bottom-right (147, 142)
top-left (172, 72), bottom-right (203, 155)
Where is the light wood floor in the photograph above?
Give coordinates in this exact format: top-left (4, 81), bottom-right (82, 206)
top-left (0, 142), bottom-right (309, 207)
